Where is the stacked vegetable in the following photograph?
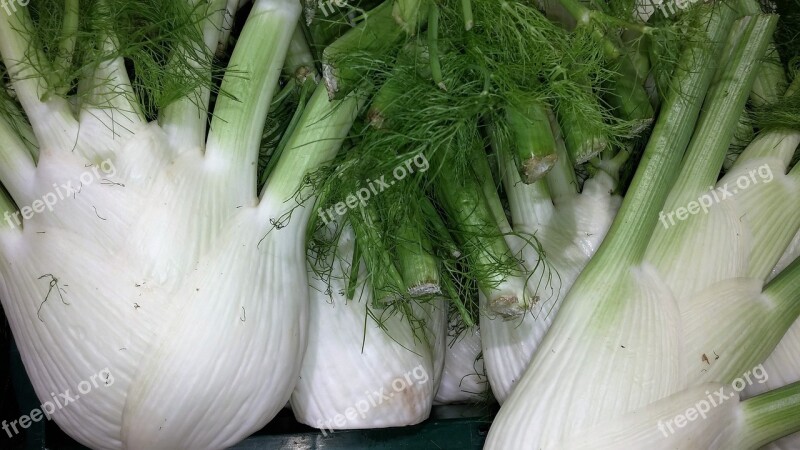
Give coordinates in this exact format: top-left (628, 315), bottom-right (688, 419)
top-left (485, 2), bottom-right (800, 449)
top-left (0, 0), bottom-right (798, 449)
top-left (0, 0), bottom-right (360, 447)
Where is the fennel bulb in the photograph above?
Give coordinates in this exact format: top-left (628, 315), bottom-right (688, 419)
top-left (0, 1), bottom-right (359, 448)
top-left (480, 116), bottom-right (621, 403)
top-left (486, 10), bottom-right (800, 449)
top-left (291, 224), bottom-right (444, 429)
top-left (434, 323), bottom-right (488, 404)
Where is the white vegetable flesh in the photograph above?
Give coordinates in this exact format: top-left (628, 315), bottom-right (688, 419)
top-left (291, 225), bottom-right (443, 429)
top-left (0, 1), bottom-right (359, 448)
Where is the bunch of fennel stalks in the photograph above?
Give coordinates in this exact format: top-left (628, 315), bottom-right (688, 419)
top-left (0, 0), bottom-right (799, 449)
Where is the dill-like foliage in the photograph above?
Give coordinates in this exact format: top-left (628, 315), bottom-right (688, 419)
top-left (308, 0), bottom-right (724, 331)
top-left (305, 0), bottom-right (635, 327)
top-left (0, 68), bottom-right (37, 155)
top-left (7, 0), bottom-right (223, 121)
top-left (309, 0), bottom-right (614, 306)
top-left (752, 78), bottom-right (800, 131)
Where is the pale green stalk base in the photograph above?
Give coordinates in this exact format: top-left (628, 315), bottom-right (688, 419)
top-left (420, 197), bottom-right (461, 259)
top-left (460, 0), bottom-right (473, 30)
top-left (284, 25), bottom-right (318, 82)
top-left (261, 82), bottom-right (364, 208)
top-left (736, 129), bottom-right (800, 169)
top-left (655, 13), bottom-right (777, 230)
top-left (740, 381), bottom-right (800, 449)
top-left (764, 257), bottom-right (800, 319)
top-left (0, 116), bottom-right (35, 203)
top-left (497, 135), bottom-right (555, 230)
top-left (396, 220), bottom-right (441, 297)
top-left (433, 149), bottom-right (529, 317)
top-left (0, 188), bottom-right (16, 231)
top-left (0, 5), bottom-right (77, 150)
top-left (587, 6), bottom-right (738, 273)
top-left (556, 91), bottom-right (608, 165)
top-left (736, 76), bottom-right (800, 167)
top-left (205, 0), bottom-right (301, 199)
top-left (160, 0), bottom-right (227, 152)
top-left (543, 111), bottom-right (579, 203)
top-left (506, 103), bottom-right (558, 184)
top-left (351, 204), bottom-right (407, 305)
top-left (53, 0), bottom-right (79, 95)
top-left (647, 14), bottom-right (789, 287)
top-left (735, 0), bottom-right (787, 106)
top-left (323, 1), bottom-right (415, 100)
top-left (259, 79), bottom-right (317, 187)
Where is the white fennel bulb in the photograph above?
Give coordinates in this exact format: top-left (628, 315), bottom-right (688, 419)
top-left (0, 1), bottom-right (360, 448)
top-left (480, 117), bottom-right (620, 403)
top-left (291, 225), bottom-right (443, 429)
top-left (434, 323), bottom-right (489, 404)
top-left (486, 11), bottom-right (800, 449)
